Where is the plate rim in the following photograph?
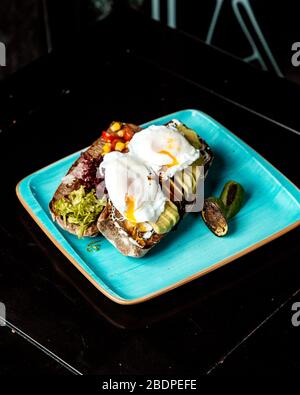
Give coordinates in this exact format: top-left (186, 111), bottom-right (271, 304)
top-left (16, 108), bottom-right (300, 305)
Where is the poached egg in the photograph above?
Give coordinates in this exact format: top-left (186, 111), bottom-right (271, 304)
top-left (100, 152), bottom-right (166, 224)
top-left (127, 123), bottom-right (200, 178)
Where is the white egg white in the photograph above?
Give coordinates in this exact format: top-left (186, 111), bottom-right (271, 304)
top-left (100, 152), bottom-right (166, 223)
top-left (127, 124), bottom-right (200, 178)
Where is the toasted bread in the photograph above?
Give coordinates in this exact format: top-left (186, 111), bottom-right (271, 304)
top-left (50, 120), bottom-right (213, 254)
top-left (97, 127), bottom-right (213, 257)
top-left (49, 123), bottom-right (141, 237)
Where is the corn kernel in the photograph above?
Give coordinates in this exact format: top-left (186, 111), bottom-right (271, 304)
top-left (125, 141), bottom-right (130, 147)
top-left (102, 143), bottom-right (111, 154)
top-left (110, 122), bottom-right (121, 132)
top-left (115, 141), bottom-right (125, 151)
top-left (117, 130), bottom-right (124, 137)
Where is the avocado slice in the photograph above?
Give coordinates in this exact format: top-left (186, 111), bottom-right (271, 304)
top-left (165, 167), bottom-right (198, 202)
top-left (176, 124), bottom-right (202, 149)
top-left (150, 201), bottom-right (179, 234)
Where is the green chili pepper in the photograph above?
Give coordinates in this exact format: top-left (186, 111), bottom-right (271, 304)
top-left (201, 197), bottom-right (228, 237)
top-left (201, 181), bottom-right (245, 237)
top-left (220, 181), bottom-right (244, 220)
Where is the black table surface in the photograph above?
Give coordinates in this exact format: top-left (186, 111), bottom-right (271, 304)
top-left (0, 9), bottom-right (299, 376)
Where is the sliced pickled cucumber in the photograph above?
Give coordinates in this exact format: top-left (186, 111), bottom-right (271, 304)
top-left (191, 163), bottom-right (203, 194)
top-left (150, 201), bottom-right (179, 234)
top-left (164, 172), bottom-right (193, 203)
top-left (169, 178), bottom-right (183, 201)
top-left (162, 177), bottom-right (183, 202)
top-left (151, 216), bottom-right (170, 234)
top-left (192, 156), bottom-right (205, 167)
top-left (176, 124), bottom-right (202, 149)
top-left (181, 169), bottom-right (194, 196)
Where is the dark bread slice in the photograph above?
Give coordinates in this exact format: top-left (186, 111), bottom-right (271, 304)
top-left (53, 215), bottom-right (99, 237)
top-left (49, 137), bottom-right (104, 237)
top-left (97, 201), bottom-right (164, 257)
top-left (49, 123), bottom-right (141, 237)
top-left (97, 132), bottom-right (214, 257)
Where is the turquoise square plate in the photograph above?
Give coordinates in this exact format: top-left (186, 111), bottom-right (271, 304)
top-left (16, 109), bottom-right (300, 304)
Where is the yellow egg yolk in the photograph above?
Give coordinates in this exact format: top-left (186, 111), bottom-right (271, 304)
top-left (159, 150), bottom-right (179, 168)
top-left (125, 195), bottom-right (136, 224)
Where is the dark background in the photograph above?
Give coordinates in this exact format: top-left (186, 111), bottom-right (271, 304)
top-left (1, 0), bottom-right (300, 84)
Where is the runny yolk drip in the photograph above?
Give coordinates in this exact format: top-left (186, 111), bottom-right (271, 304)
top-left (125, 195), bottom-right (136, 224)
top-left (159, 150), bottom-right (179, 168)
